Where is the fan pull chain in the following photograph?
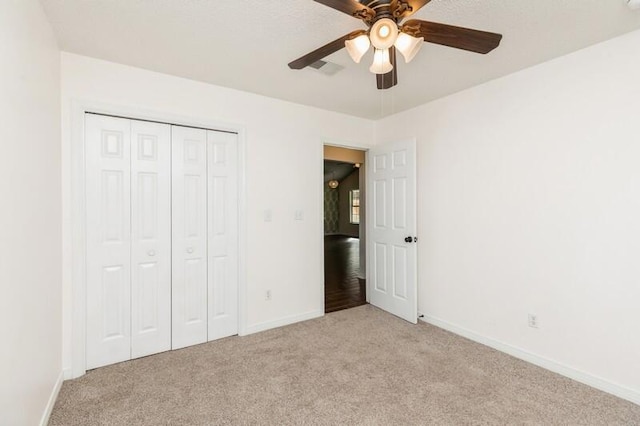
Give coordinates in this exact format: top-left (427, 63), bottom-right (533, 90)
top-left (378, 82), bottom-right (397, 119)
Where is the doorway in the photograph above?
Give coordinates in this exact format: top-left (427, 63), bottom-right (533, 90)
top-left (323, 146), bottom-right (367, 313)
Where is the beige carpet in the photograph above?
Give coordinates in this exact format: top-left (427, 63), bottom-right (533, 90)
top-left (50, 305), bottom-right (639, 425)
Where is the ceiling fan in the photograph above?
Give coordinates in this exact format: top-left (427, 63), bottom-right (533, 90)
top-left (288, 0), bottom-right (503, 90)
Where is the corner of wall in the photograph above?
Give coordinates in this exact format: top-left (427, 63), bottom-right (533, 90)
top-left (39, 371), bottom-right (64, 426)
top-left (420, 315), bottom-right (640, 406)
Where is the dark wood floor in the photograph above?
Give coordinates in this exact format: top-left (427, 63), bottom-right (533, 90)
top-left (324, 235), bottom-right (367, 313)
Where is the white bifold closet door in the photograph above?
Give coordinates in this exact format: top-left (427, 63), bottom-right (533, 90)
top-left (207, 130), bottom-right (239, 341)
top-left (171, 126), bottom-right (208, 349)
top-left (86, 114), bottom-right (239, 368)
top-left (130, 120), bottom-right (172, 358)
top-left (86, 114), bottom-right (171, 369)
top-left (171, 127), bottom-right (239, 349)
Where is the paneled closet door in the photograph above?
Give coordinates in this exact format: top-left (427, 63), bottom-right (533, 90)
top-left (207, 131), bottom-right (239, 340)
top-left (86, 114), bottom-right (132, 369)
top-left (130, 120), bottom-right (172, 359)
top-left (172, 126), bottom-right (208, 350)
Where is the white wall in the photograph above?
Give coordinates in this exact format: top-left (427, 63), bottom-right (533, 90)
top-left (0, 1), bottom-right (62, 424)
top-left (60, 53), bottom-right (374, 372)
top-left (375, 29), bottom-right (640, 402)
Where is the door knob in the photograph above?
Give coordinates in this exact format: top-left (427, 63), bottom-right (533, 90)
top-left (147, 250), bottom-right (156, 257)
top-left (186, 247), bottom-right (194, 254)
top-left (405, 236), bottom-right (412, 243)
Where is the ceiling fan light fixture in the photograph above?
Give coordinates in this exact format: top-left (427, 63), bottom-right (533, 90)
top-left (287, 1), bottom-right (503, 91)
top-left (328, 179), bottom-right (339, 189)
top-left (369, 18), bottom-right (398, 50)
top-left (369, 48), bottom-right (393, 74)
top-left (345, 34), bottom-right (371, 63)
top-left (395, 32), bottom-right (424, 63)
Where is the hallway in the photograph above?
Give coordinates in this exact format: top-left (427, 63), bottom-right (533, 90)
top-left (324, 235), bottom-right (366, 313)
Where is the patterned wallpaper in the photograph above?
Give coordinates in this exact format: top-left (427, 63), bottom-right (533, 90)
top-left (324, 186), bottom-right (339, 234)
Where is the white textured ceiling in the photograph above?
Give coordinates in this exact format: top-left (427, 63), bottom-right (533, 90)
top-left (40, 0), bottom-right (640, 119)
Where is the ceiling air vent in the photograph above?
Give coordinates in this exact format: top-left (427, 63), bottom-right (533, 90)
top-left (309, 60), bottom-right (345, 76)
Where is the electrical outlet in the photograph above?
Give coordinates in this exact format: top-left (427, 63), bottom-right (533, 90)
top-left (528, 314), bottom-right (539, 329)
top-left (265, 290), bottom-right (272, 301)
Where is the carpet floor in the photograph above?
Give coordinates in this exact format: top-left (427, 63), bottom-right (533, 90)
top-left (50, 305), bottom-right (640, 425)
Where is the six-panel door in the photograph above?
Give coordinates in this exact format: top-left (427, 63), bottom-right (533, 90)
top-left (367, 140), bottom-right (418, 324)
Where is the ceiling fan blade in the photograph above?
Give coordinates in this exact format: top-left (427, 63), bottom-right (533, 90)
top-left (392, 0), bottom-right (432, 21)
top-left (313, 0), bottom-right (375, 21)
top-left (288, 30), bottom-right (367, 70)
top-left (403, 20), bottom-right (503, 54)
top-left (377, 47), bottom-right (398, 90)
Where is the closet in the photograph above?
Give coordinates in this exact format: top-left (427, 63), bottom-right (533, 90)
top-left (85, 113), bottom-right (238, 369)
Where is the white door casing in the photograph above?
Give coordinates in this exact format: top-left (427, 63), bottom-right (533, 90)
top-left (85, 114), bottom-right (132, 369)
top-left (367, 139), bottom-right (418, 324)
top-left (130, 120), bottom-right (172, 359)
top-left (207, 131), bottom-right (239, 340)
top-left (171, 126), bottom-right (209, 349)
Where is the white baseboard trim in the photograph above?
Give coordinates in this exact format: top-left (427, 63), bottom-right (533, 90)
top-left (420, 314), bottom-right (640, 406)
top-left (63, 368), bottom-right (73, 380)
top-left (242, 309), bottom-right (324, 335)
top-left (39, 371), bottom-right (64, 426)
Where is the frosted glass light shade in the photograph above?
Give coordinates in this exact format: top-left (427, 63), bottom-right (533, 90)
top-left (369, 48), bottom-right (393, 75)
top-left (395, 32), bottom-right (424, 63)
top-left (370, 18), bottom-right (398, 50)
top-left (328, 180), bottom-right (339, 189)
top-left (345, 35), bottom-right (371, 63)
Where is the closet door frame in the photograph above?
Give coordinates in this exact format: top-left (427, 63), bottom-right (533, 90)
top-left (69, 101), bottom-right (247, 379)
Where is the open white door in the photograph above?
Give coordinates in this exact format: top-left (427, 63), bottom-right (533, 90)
top-left (367, 139), bottom-right (417, 324)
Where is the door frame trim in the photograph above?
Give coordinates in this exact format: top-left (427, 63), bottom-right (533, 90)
top-left (69, 100), bottom-right (248, 378)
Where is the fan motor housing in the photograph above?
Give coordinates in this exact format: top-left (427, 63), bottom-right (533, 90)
top-left (356, 0), bottom-right (405, 24)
